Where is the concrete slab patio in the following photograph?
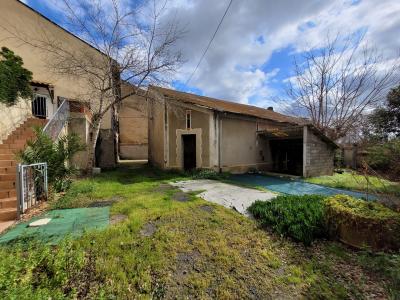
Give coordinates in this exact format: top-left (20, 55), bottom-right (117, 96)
top-left (171, 180), bottom-right (276, 215)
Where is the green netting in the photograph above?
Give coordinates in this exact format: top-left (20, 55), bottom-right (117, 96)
top-left (0, 207), bottom-right (110, 245)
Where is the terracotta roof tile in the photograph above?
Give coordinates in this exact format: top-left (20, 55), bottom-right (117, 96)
top-left (151, 86), bottom-right (306, 125)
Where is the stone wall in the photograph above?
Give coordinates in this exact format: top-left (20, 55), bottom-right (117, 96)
top-left (0, 99), bottom-right (32, 143)
top-left (303, 126), bottom-right (335, 177)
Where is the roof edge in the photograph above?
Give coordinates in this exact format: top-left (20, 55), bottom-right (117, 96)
top-left (15, 0), bottom-right (106, 57)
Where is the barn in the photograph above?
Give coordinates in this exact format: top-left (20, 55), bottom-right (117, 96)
top-left (147, 86), bottom-right (337, 177)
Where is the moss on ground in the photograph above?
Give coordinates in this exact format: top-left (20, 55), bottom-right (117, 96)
top-left (305, 171), bottom-right (400, 197)
top-left (0, 166), bottom-right (397, 299)
top-left (326, 194), bottom-right (400, 219)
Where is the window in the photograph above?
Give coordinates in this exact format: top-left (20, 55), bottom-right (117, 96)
top-left (186, 110), bottom-right (191, 129)
top-left (32, 95), bottom-right (48, 119)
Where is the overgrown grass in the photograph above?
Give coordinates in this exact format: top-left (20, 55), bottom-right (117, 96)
top-left (306, 170), bottom-right (400, 196)
top-left (0, 166), bottom-right (397, 298)
top-left (249, 195), bottom-right (327, 245)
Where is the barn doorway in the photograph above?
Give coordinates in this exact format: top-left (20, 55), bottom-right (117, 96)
top-left (270, 139), bottom-right (303, 176)
top-left (182, 134), bottom-right (196, 171)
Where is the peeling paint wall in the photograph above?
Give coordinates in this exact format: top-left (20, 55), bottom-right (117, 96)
top-left (166, 104), bottom-right (211, 169)
top-left (119, 91), bottom-right (148, 160)
top-left (219, 115), bottom-right (272, 173)
top-left (148, 95), bottom-right (165, 168)
top-left (0, 99), bottom-right (32, 143)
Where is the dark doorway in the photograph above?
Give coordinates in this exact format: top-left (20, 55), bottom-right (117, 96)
top-left (32, 95), bottom-right (47, 119)
top-left (182, 134), bottom-right (196, 171)
top-left (270, 139), bottom-right (303, 176)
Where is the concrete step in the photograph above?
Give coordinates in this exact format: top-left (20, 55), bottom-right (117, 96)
top-left (0, 220), bottom-right (15, 234)
top-left (0, 181), bottom-right (16, 190)
top-left (0, 167), bottom-right (17, 174)
top-left (0, 208), bottom-right (17, 222)
top-left (0, 160), bottom-right (16, 167)
top-left (0, 197), bottom-right (17, 209)
top-left (0, 148), bottom-right (17, 155)
top-left (0, 190), bottom-right (16, 199)
top-left (2, 140), bottom-right (26, 146)
top-left (25, 118), bottom-right (47, 125)
top-left (0, 154), bottom-right (15, 160)
top-left (5, 134), bottom-right (35, 142)
top-left (0, 144), bottom-right (25, 150)
top-left (9, 130), bottom-right (35, 137)
top-left (0, 174), bottom-right (16, 181)
top-left (0, 144), bottom-right (25, 151)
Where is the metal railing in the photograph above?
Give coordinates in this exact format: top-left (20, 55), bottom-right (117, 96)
top-left (43, 99), bottom-right (70, 141)
top-left (17, 163), bottom-right (48, 215)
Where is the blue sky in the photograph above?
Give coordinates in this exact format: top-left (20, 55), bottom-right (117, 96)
top-left (22, 0), bottom-right (400, 111)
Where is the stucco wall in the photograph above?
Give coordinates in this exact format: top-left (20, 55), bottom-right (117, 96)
top-left (0, 0), bottom-right (112, 130)
top-left (148, 96), bottom-right (165, 168)
top-left (220, 115), bottom-right (272, 173)
top-left (119, 92), bottom-right (148, 160)
top-left (167, 104), bottom-right (211, 169)
top-left (303, 126), bottom-right (335, 177)
top-left (68, 112), bottom-right (91, 169)
top-left (0, 99), bottom-right (32, 143)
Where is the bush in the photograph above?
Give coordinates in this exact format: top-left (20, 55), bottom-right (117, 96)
top-left (18, 127), bottom-right (86, 192)
top-left (250, 194), bottom-right (400, 250)
top-left (190, 169), bottom-right (228, 180)
top-left (248, 195), bottom-right (327, 246)
top-left (325, 195), bottom-right (400, 251)
top-left (0, 47), bottom-right (33, 106)
top-left (366, 138), bottom-right (400, 179)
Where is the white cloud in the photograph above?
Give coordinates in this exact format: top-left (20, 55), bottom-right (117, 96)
top-left (155, 0), bottom-right (400, 108)
top-left (30, 0), bottom-right (400, 110)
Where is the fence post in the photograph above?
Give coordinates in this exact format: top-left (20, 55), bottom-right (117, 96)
top-left (44, 162), bottom-right (48, 200)
top-left (16, 164), bottom-right (22, 219)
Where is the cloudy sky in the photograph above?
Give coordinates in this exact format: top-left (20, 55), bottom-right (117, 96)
top-left (22, 0), bottom-right (400, 111)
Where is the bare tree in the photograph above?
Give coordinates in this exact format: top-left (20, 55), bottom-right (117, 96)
top-left (1, 0), bottom-right (183, 172)
top-left (286, 34), bottom-right (399, 140)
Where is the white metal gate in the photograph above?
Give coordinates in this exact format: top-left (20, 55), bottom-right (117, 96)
top-left (17, 163), bottom-right (48, 215)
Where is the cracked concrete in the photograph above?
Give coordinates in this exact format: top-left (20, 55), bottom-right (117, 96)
top-left (170, 180), bottom-right (276, 216)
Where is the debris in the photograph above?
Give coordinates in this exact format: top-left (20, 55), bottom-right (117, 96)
top-left (172, 191), bottom-right (190, 202)
top-left (140, 222), bottom-right (157, 237)
top-left (199, 205), bottom-right (214, 213)
top-left (29, 218), bottom-right (51, 227)
top-left (110, 214), bottom-right (127, 225)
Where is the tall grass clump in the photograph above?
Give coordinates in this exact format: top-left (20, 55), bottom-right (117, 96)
top-left (249, 195), bottom-right (327, 246)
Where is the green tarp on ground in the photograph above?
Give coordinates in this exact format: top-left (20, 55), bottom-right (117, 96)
top-left (0, 207), bottom-right (110, 245)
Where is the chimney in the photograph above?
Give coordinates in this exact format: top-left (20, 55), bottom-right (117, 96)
top-left (267, 106), bottom-right (274, 111)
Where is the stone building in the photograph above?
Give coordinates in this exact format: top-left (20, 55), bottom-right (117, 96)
top-left (147, 86), bottom-right (337, 177)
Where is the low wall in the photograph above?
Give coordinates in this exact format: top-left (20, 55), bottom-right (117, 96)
top-left (0, 99), bottom-right (32, 143)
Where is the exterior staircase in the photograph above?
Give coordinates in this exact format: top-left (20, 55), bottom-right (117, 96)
top-left (0, 118), bottom-right (46, 225)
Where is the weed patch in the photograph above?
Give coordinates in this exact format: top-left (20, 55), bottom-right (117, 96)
top-left (249, 195), bottom-right (327, 245)
top-left (0, 167), bottom-right (396, 298)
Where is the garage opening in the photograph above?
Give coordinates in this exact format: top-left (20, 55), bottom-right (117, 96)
top-left (270, 139), bottom-right (303, 176)
top-left (182, 134), bottom-right (196, 171)
top-left (257, 126), bottom-right (304, 176)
